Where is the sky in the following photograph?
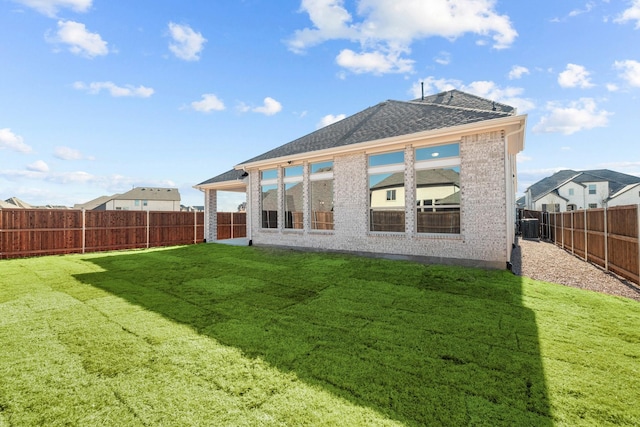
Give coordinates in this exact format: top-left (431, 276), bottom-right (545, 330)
top-left (1, 0), bottom-right (639, 211)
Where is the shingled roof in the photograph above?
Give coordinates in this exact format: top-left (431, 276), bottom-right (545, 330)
top-left (527, 169), bottom-right (640, 201)
top-left (197, 90), bottom-right (516, 187)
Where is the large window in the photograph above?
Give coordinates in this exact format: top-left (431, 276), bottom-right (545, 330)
top-left (415, 143), bottom-right (460, 234)
top-left (369, 150), bottom-right (405, 232)
top-left (284, 165), bottom-right (303, 229)
top-left (310, 161), bottom-right (334, 230)
top-left (261, 169), bottom-right (278, 228)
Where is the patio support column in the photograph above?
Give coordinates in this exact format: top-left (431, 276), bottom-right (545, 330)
top-left (205, 189), bottom-right (218, 242)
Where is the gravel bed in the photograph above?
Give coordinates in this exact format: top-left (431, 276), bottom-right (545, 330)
top-left (511, 238), bottom-right (640, 302)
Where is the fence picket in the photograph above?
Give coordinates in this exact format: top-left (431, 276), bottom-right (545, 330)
top-left (521, 205), bottom-right (638, 285)
top-left (0, 208), bottom-right (205, 259)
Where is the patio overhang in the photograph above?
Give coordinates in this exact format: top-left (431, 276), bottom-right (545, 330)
top-left (193, 169), bottom-right (248, 193)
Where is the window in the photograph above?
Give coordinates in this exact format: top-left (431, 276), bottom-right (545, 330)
top-left (588, 203), bottom-right (598, 209)
top-left (284, 166), bottom-right (303, 229)
top-left (135, 199), bottom-right (140, 206)
top-left (310, 161), bottom-right (334, 230)
top-left (415, 143), bottom-right (460, 234)
top-left (143, 200), bottom-right (148, 207)
top-left (568, 189), bottom-right (574, 196)
top-left (588, 184), bottom-right (597, 195)
top-left (369, 150), bottom-right (405, 232)
top-left (261, 168), bottom-right (278, 228)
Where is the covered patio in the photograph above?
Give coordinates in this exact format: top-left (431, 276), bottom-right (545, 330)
top-left (195, 169), bottom-right (248, 243)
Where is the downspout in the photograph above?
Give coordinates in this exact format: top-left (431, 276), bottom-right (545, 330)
top-left (504, 123), bottom-right (524, 270)
top-left (246, 169), bottom-right (253, 245)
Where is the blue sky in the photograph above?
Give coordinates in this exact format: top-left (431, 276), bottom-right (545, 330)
top-left (1, 0), bottom-right (639, 211)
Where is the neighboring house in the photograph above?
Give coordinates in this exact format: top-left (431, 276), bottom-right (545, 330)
top-left (523, 169), bottom-right (640, 212)
top-left (195, 90), bottom-right (527, 269)
top-left (75, 187), bottom-right (181, 211)
top-left (3, 197), bottom-right (33, 209)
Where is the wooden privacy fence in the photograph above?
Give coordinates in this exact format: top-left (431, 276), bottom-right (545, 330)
top-left (0, 209), bottom-right (204, 259)
top-left (216, 212), bottom-right (247, 240)
top-left (523, 205), bottom-right (639, 285)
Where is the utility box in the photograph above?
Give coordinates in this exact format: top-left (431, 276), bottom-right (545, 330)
top-left (521, 218), bottom-right (539, 239)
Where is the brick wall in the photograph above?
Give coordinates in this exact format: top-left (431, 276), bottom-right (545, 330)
top-left (246, 131), bottom-right (510, 269)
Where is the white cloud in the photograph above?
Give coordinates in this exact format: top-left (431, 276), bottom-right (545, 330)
top-left (516, 153), bottom-right (532, 163)
top-left (27, 160), bottom-right (49, 172)
top-left (606, 83), bottom-right (619, 92)
top-left (615, 0), bottom-right (640, 28)
top-left (613, 59), bottom-right (640, 87)
top-left (168, 22), bottom-right (206, 61)
top-left (0, 128), bottom-right (32, 153)
top-left (46, 20), bottom-right (108, 58)
top-left (0, 168), bottom-right (95, 183)
top-left (288, 0), bottom-right (517, 75)
top-left (336, 48), bottom-right (413, 74)
top-left (568, 2), bottom-right (595, 17)
top-left (508, 65), bottom-right (529, 80)
top-left (54, 146), bottom-right (93, 160)
top-left (317, 113), bottom-right (346, 129)
top-left (73, 81), bottom-right (154, 97)
top-left (434, 51), bottom-right (451, 65)
top-left (558, 64), bottom-right (594, 88)
top-left (412, 76), bottom-right (535, 113)
top-left (533, 98), bottom-right (612, 135)
top-left (12, 0), bottom-right (91, 17)
top-left (252, 97), bottom-right (282, 116)
top-left (190, 94), bottom-right (225, 113)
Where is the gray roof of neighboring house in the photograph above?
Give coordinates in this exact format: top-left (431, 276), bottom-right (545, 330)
top-left (197, 90), bottom-right (515, 187)
top-left (527, 169), bottom-right (640, 201)
top-left (115, 187), bottom-right (180, 201)
top-left (4, 197), bottom-right (33, 208)
top-left (75, 187), bottom-right (180, 210)
top-left (610, 182), bottom-right (640, 199)
top-left (74, 195), bottom-right (118, 210)
top-left (371, 169), bottom-right (460, 190)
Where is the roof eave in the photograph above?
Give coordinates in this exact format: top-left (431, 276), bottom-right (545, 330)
top-left (236, 114), bottom-right (527, 170)
top-left (193, 179), bottom-right (247, 192)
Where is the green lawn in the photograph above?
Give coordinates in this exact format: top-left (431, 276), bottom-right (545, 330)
top-left (0, 244), bottom-right (638, 426)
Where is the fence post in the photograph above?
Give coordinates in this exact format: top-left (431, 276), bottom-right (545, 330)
top-left (231, 212), bottom-right (234, 239)
top-left (604, 206), bottom-right (608, 271)
top-left (146, 210), bottom-right (150, 249)
top-left (561, 212), bottom-right (564, 248)
top-left (194, 210), bottom-right (197, 245)
top-left (584, 208), bottom-right (588, 261)
top-left (82, 209), bottom-right (86, 254)
top-left (571, 211), bottom-right (574, 254)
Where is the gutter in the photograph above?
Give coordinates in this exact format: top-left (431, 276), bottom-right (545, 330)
top-left (236, 114), bottom-right (527, 170)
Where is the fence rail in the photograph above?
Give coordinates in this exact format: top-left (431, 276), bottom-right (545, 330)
top-left (0, 209), bottom-right (204, 259)
top-left (519, 205), bottom-right (639, 285)
top-left (216, 212), bottom-right (247, 240)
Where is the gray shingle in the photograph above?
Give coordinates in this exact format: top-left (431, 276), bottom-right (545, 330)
top-left (198, 90), bottom-right (515, 186)
top-left (238, 94), bottom-right (512, 166)
top-left (197, 169), bottom-right (247, 186)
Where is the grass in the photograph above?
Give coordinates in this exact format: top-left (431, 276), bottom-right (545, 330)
top-left (0, 244), bottom-right (638, 426)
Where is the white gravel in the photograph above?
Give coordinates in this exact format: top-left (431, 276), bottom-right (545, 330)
top-left (511, 238), bottom-right (640, 302)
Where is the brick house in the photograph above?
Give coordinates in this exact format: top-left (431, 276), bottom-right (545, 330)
top-left (195, 90), bottom-right (527, 269)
